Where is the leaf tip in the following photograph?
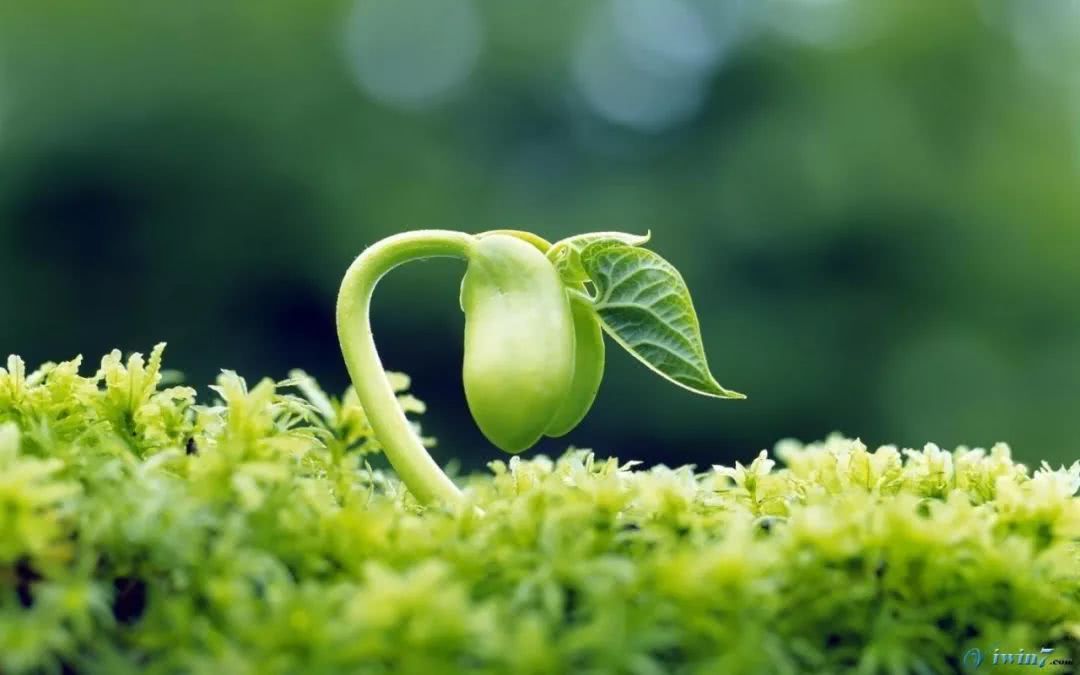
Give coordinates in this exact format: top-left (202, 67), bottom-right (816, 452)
top-left (705, 382), bottom-right (746, 400)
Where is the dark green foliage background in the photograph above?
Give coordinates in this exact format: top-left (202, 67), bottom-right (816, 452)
top-left (1, 1), bottom-right (1079, 468)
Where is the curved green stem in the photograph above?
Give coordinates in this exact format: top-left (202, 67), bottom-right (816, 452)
top-left (337, 230), bottom-right (475, 506)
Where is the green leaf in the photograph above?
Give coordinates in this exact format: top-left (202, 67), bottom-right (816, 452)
top-left (548, 231), bottom-right (651, 285)
top-left (579, 240), bottom-right (744, 399)
top-left (550, 230), bottom-right (651, 253)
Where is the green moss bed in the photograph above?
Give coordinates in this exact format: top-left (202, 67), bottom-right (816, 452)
top-left (1, 346), bottom-right (1078, 674)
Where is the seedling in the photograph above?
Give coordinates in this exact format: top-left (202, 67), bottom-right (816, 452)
top-left (336, 229), bottom-right (743, 505)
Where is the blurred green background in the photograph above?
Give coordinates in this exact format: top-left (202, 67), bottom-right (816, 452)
top-left (1, 0), bottom-right (1078, 469)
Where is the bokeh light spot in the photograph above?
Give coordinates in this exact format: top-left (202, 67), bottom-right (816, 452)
top-left (996, 0), bottom-right (1080, 79)
top-left (344, 0), bottom-right (484, 110)
top-left (572, 0), bottom-right (731, 133)
top-left (614, 0), bottom-right (719, 74)
top-left (761, 0), bottom-right (880, 49)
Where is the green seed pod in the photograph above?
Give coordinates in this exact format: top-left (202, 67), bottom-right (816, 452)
top-left (461, 234), bottom-right (575, 453)
top-left (543, 293), bottom-right (605, 437)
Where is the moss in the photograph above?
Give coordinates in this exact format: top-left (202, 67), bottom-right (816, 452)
top-left (1, 346), bottom-right (1078, 674)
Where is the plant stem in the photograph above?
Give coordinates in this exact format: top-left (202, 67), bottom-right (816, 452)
top-left (337, 230), bottom-right (474, 506)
